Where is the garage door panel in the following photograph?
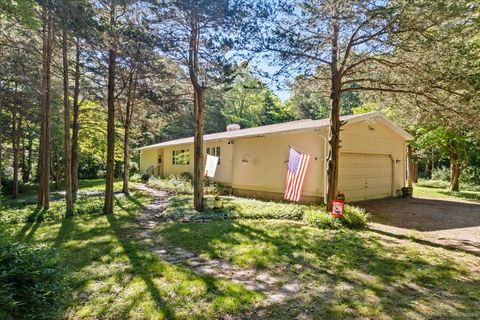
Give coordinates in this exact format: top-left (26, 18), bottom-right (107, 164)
top-left (339, 153), bottom-right (392, 201)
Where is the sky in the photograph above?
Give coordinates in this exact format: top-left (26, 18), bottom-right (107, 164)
top-left (254, 59), bottom-right (293, 102)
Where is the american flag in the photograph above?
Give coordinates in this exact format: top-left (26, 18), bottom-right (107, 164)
top-left (284, 147), bottom-right (311, 202)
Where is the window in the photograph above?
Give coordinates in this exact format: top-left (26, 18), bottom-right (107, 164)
top-left (172, 149), bottom-right (190, 165)
top-left (206, 146), bottom-right (221, 165)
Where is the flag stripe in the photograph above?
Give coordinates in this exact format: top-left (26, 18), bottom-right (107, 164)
top-left (294, 155), bottom-right (310, 201)
top-left (284, 148), bottom-right (311, 202)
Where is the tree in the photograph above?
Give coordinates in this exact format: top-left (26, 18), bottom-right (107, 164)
top-left (37, 7), bottom-right (53, 209)
top-left (103, 0), bottom-right (118, 215)
top-left (253, 0), bottom-right (470, 210)
top-left (155, 0), bottom-right (245, 211)
top-left (60, 0), bottom-right (73, 215)
top-left (414, 126), bottom-right (473, 192)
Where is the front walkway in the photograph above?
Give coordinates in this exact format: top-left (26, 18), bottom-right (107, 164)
top-left (355, 197), bottom-right (480, 255)
top-left (134, 184), bottom-right (303, 305)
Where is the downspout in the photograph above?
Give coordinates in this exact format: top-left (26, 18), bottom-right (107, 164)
top-left (388, 154), bottom-right (395, 197)
top-left (318, 133), bottom-right (328, 205)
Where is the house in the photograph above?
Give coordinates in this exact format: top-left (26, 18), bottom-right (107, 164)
top-left (138, 112), bottom-right (413, 203)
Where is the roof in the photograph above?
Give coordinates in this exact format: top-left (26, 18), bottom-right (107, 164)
top-left (138, 111), bottom-right (413, 151)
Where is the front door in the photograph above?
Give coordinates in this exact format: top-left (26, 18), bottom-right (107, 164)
top-left (157, 149), bottom-right (164, 177)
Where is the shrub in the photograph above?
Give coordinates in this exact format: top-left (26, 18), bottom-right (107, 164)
top-left (130, 173), bottom-right (143, 183)
top-left (0, 243), bottom-right (66, 320)
top-left (304, 208), bottom-right (341, 229)
top-left (141, 172), bottom-right (151, 182)
top-left (148, 176), bottom-right (193, 194)
top-left (147, 175), bottom-right (227, 195)
top-left (78, 155), bottom-right (105, 179)
top-left (341, 205), bottom-right (370, 229)
top-left (431, 167), bottom-right (450, 182)
top-left (179, 171), bottom-right (193, 181)
top-left (305, 206), bottom-right (369, 229)
top-left (204, 177), bottom-right (227, 195)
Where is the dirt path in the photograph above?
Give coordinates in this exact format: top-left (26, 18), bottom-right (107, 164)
top-left (355, 197), bottom-right (480, 256)
top-left (134, 184), bottom-right (302, 305)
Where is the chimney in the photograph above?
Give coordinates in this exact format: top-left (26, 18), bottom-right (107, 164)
top-left (226, 124), bottom-right (241, 132)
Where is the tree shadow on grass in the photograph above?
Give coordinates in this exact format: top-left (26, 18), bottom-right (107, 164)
top-left (106, 213), bottom-right (176, 319)
top-left (15, 205), bottom-right (44, 241)
top-left (159, 220), bottom-right (480, 318)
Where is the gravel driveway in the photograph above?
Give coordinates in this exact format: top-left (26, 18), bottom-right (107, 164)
top-left (355, 197), bottom-right (480, 255)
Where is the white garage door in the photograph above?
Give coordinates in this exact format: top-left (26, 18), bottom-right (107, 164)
top-left (338, 153), bottom-right (392, 201)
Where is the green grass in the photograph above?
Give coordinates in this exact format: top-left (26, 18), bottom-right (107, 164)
top-left (157, 220), bottom-right (480, 319)
top-left (0, 180), bottom-right (261, 319)
top-left (414, 183), bottom-right (480, 202)
top-left (2, 181), bottom-right (479, 319)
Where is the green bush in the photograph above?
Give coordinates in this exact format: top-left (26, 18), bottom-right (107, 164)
top-left (304, 208), bottom-right (341, 229)
top-left (431, 167), bottom-right (450, 182)
top-left (141, 172), bottom-right (151, 182)
top-left (305, 205), bottom-right (369, 229)
top-left (147, 175), bottom-right (227, 195)
top-left (0, 243), bottom-right (66, 320)
top-left (341, 205), bottom-right (370, 229)
top-left (148, 176), bottom-right (193, 194)
top-left (179, 171), bottom-right (193, 181)
top-left (130, 173), bottom-right (143, 183)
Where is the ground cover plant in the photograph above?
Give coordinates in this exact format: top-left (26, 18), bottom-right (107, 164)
top-left (0, 180), bottom-right (261, 319)
top-left (157, 193), bottom-right (369, 229)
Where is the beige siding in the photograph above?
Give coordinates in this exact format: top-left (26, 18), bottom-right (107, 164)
top-left (138, 117), bottom-right (408, 202)
top-left (340, 121), bottom-right (406, 197)
top-left (231, 131), bottom-right (324, 199)
top-left (154, 140), bottom-right (234, 185)
top-left (162, 144), bottom-right (194, 177)
top-left (139, 148), bottom-right (159, 173)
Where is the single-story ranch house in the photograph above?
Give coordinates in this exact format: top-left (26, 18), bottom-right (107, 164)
top-left (138, 111), bottom-right (413, 203)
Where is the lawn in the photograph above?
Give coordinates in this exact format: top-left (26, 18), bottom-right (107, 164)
top-left (414, 180), bottom-right (480, 202)
top-left (0, 180), bottom-right (260, 319)
top-left (155, 220), bottom-right (480, 319)
top-left (1, 180), bottom-right (479, 319)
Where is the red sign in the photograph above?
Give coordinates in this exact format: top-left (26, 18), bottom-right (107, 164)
top-left (332, 200), bottom-right (345, 217)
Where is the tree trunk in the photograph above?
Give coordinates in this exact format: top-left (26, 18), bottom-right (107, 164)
top-left (22, 135), bottom-right (33, 183)
top-left (71, 38), bottom-right (80, 196)
top-left (0, 96), bottom-right (3, 198)
top-left (11, 99), bottom-right (19, 199)
top-left (188, 22), bottom-right (205, 212)
top-left (450, 159), bottom-right (460, 192)
top-left (122, 70), bottom-right (137, 195)
top-left (325, 0), bottom-right (341, 212)
top-left (193, 89), bottom-right (205, 211)
top-left (122, 124), bottom-right (130, 194)
top-left (425, 162), bottom-right (430, 179)
top-left (104, 4), bottom-right (116, 215)
top-left (431, 149), bottom-right (435, 172)
top-left (63, 28), bottom-right (73, 215)
top-left (38, 11), bottom-right (53, 209)
top-left (413, 161), bottom-right (419, 183)
top-left (407, 144), bottom-right (414, 188)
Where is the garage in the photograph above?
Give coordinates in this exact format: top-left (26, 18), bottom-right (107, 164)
top-left (338, 153), bottom-right (393, 201)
